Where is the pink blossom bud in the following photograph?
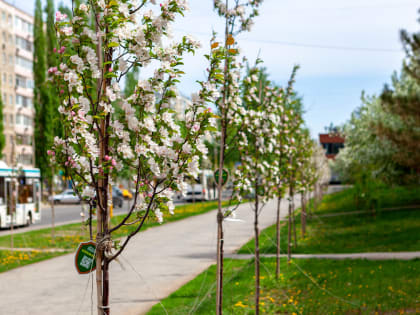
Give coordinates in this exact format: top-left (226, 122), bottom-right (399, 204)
top-left (111, 159), bottom-right (117, 166)
top-left (104, 155), bottom-right (111, 161)
top-left (55, 11), bottom-right (67, 22)
top-left (60, 89), bottom-right (65, 94)
top-left (53, 47), bottom-right (57, 53)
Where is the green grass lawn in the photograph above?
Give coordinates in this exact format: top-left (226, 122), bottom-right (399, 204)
top-left (0, 250), bottom-right (63, 273)
top-left (239, 186), bottom-right (420, 254)
top-left (0, 200), bottom-right (230, 273)
top-left (147, 257), bottom-right (420, 314)
top-left (313, 185), bottom-right (420, 215)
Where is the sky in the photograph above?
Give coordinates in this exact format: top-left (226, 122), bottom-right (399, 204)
top-left (12, 0), bottom-right (420, 138)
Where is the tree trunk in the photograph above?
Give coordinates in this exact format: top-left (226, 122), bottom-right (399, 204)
top-left (50, 172), bottom-right (55, 242)
top-left (102, 260), bottom-right (110, 315)
top-left (49, 166), bottom-right (55, 242)
top-left (275, 197), bottom-right (281, 279)
top-left (287, 198), bottom-right (292, 262)
top-left (215, 112), bottom-right (226, 315)
top-left (291, 193), bottom-right (297, 248)
top-left (216, 210), bottom-right (224, 315)
top-left (254, 185), bottom-right (260, 315)
top-left (95, 18), bottom-right (111, 315)
top-left (300, 192), bottom-right (306, 238)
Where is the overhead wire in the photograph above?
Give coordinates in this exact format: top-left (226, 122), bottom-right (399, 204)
top-left (173, 28), bottom-right (403, 53)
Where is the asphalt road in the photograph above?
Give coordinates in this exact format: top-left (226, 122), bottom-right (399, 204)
top-left (0, 199), bottom-right (188, 236)
top-left (0, 186), bottom-right (343, 236)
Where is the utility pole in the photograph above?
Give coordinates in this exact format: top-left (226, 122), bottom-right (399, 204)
top-left (9, 136), bottom-right (16, 249)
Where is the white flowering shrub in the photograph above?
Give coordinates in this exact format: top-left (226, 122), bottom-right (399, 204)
top-left (48, 0), bottom-right (218, 256)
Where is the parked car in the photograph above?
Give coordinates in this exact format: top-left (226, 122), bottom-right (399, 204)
top-left (50, 189), bottom-right (81, 204)
top-left (120, 188), bottom-right (133, 199)
top-left (112, 187), bottom-right (124, 208)
top-left (88, 187), bottom-right (124, 209)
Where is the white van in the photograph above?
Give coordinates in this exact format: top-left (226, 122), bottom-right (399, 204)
top-left (0, 161), bottom-right (41, 228)
top-left (184, 170), bottom-right (216, 202)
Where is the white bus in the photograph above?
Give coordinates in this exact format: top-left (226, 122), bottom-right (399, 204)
top-left (0, 161), bottom-right (41, 228)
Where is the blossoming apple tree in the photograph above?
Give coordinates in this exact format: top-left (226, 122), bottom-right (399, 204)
top-left (272, 65), bottom-right (299, 278)
top-left (210, 0), bottom-right (263, 313)
top-left (48, 1), bottom-right (218, 313)
top-left (233, 65), bottom-right (281, 315)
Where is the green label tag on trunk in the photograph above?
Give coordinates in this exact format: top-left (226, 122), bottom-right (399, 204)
top-left (75, 241), bottom-right (96, 274)
top-left (214, 169), bottom-right (229, 186)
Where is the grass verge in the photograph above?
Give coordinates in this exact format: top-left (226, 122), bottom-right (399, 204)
top-left (0, 250), bottom-right (63, 273)
top-left (147, 257), bottom-right (420, 314)
top-left (239, 186), bottom-right (420, 254)
top-left (313, 185), bottom-right (420, 215)
top-left (0, 200), bottom-right (230, 273)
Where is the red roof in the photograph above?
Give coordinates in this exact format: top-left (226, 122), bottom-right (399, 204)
top-left (319, 134), bottom-right (345, 144)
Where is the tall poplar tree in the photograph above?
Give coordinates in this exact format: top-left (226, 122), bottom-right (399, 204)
top-left (46, 0), bottom-right (62, 139)
top-left (33, 0), bottom-right (53, 181)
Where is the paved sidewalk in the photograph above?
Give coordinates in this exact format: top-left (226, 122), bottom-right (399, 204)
top-left (226, 252), bottom-right (420, 260)
top-left (0, 197), bottom-right (295, 315)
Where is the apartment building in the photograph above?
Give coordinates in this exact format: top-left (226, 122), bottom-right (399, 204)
top-left (0, 0), bottom-right (34, 166)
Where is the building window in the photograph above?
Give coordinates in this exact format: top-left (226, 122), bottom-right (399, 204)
top-left (17, 154), bottom-right (33, 166)
top-left (2, 73), bottom-right (6, 84)
top-left (16, 36), bottom-right (33, 52)
top-left (15, 17), bottom-right (33, 34)
top-left (16, 134), bottom-right (32, 145)
top-left (16, 75), bottom-right (27, 88)
top-left (9, 95), bottom-right (12, 105)
top-left (8, 75), bottom-right (12, 86)
top-left (16, 95), bottom-right (33, 108)
top-left (8, 55), bottom-right (13, 66)
top-left (16, 114), bottom-right (33, 127)
top-left (2, 53), bottom-right (5, 65)
top-left (16, 56), bottom-right (32, 70)
top-left (3, 93), bottom-right (6, 104)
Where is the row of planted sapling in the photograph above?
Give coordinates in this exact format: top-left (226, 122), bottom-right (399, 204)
top-left (46, 0), bottom-right (328, 314)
